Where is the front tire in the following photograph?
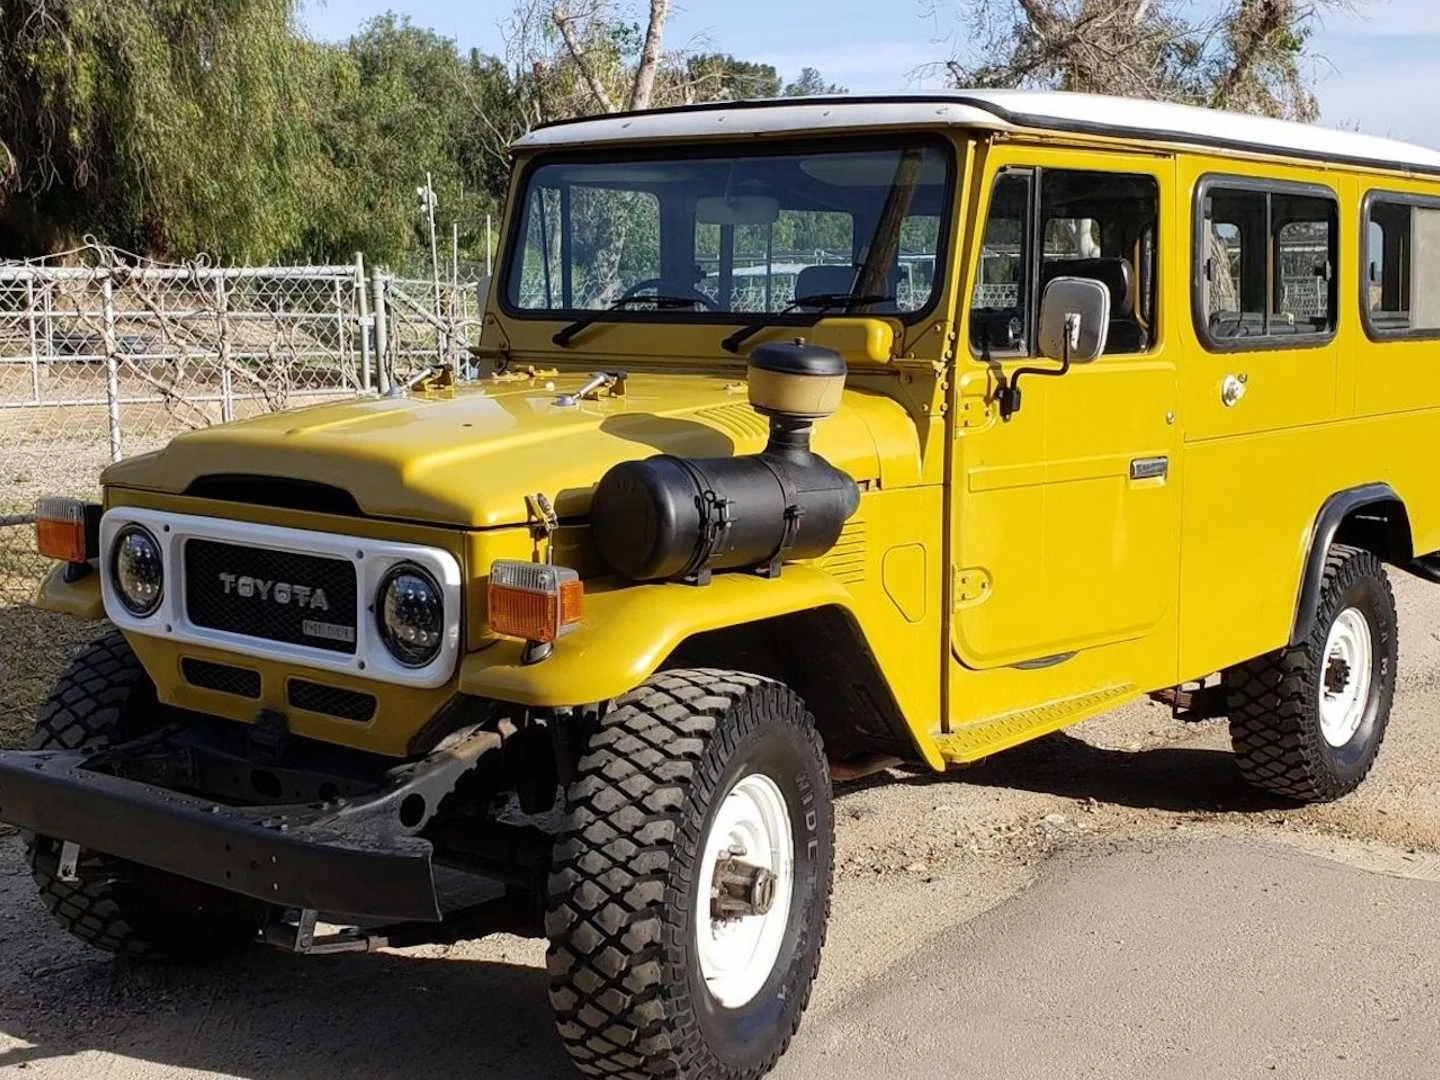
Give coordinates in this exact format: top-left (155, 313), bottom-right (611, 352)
top-left (1225, 545), bottom-right (1397, 802)
top-left (27, 631), bottom-right (265, 961)
top-left (546, 669), bottom-right (833, 1079)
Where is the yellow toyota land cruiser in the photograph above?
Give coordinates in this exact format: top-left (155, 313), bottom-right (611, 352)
top-left (13, 91), bottom-right (1440, 1079)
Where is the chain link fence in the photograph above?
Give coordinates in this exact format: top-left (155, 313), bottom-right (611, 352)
top-left (0, 244), bottom-right (486, 742)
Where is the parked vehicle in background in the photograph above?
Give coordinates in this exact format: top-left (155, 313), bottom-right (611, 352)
top-left (10, 91), bottom-right (1440, 1079)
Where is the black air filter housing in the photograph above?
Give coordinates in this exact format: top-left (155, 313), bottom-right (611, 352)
top-left (590, 342), bottom-right (860, 585)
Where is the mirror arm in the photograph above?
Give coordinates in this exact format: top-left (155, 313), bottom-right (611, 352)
top-left (996, 327), bottom-right (1072, 422)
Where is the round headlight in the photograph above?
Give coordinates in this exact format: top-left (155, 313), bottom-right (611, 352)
top-left (377, 564), bottom-right (444, 667)
top-left (111, 525), bottom-right (164, 617)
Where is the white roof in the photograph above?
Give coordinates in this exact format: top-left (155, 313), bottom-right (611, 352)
top-left (516, 90), bottom-right (1440, 175)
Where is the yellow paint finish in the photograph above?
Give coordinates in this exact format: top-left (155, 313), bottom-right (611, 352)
top-left (35, 564), bottom-right (104, 620)
top-left (950, 143), bottom-right (1182, 675)
top-left (462, 486), bottom-right (948, 770)
top-left (127, 633), bottom-right (455, 758)
top-left (881, 544), bottom-right (928, 623)
top-left (935, 684), bottom-right (1135, 763)
top-left (100, 374), bottom-right (922, 526)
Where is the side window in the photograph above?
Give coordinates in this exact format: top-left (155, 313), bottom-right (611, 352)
top-left (970, 168), bottom-right (1159, 357)
top-left (1364, 195), bottom-right (1440, 337)
top-left (970, 170), bottom-right (1033, 355)
top-left (1199, 182), bottom-right (1337, 343)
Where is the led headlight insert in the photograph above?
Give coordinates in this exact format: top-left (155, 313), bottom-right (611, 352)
top-left (111, 524), bottom-right (164, 616)
top-left (376, 562), bottom-right (445, 667)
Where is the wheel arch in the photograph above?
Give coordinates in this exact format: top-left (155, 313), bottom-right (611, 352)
top-left (663, 605), bottom-right (930, 769)
top-left (1291, 483), bottom-right (1412, 647)
top-left (459, 567), bottom-right (943, 769)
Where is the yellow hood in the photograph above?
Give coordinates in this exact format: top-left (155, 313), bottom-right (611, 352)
top-left (102, 372), bottom-right (920, 528)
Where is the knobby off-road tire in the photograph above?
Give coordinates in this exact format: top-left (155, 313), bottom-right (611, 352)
top-left (27, 630), bottom-right (265, 961)
top-left (1225, 545), bottom-right (1398, 803)
top-left (546, 669), bottom-right (834, 1080)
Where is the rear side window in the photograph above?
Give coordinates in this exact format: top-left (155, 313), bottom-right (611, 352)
top-left (1364, 194), bottom-right (1440, 338)
top-left (1197, 180), bottom-right (1338, 347)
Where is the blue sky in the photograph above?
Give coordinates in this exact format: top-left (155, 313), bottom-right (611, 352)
top-left (301, 0), bottom-right (1440, 146)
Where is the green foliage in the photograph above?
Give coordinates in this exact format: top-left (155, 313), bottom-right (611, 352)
top-left (0, 0), bottom-right (317, 259)
top-left (0, 4), bottom-right (847, 265)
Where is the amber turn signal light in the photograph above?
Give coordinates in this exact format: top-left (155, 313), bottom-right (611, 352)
top-left (34, 497), bottom-right (101, 563)
top-left (487, 560), bottom-right (583, 644)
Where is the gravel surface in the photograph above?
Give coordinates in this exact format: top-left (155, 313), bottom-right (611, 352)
top-left (1, 571), bottom-right (1439, 1077)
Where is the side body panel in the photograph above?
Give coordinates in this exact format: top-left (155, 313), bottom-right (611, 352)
top-left (944, 141), bottom-right (1185, 754)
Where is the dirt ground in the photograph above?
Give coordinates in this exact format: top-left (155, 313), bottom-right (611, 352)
top-left (1, 571), bottom-right (1439, 1077)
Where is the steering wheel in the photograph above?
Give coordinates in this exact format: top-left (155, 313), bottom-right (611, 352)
top-left (620, 278), bottom-right (718, 311)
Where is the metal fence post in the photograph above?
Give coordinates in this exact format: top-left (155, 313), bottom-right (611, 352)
top-left (101, 274), bottom-right (122, 462)
top-left (356, 253), bottom-right (373, 392)
top-left (215, 273), bottom-right (234, 423)
top-left (26, 277), bottom-right (41, 403)
top-left (371, 268), bottom-right (390, 393)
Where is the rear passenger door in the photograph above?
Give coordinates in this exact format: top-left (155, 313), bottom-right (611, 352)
top-left (1176, 167), bottom-right (1344, 678)
top-left (1183, 173), bottom-right (1341, 439)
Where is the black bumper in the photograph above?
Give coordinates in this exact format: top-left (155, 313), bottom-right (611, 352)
top-left (0, 748), bottom-right (442, 923)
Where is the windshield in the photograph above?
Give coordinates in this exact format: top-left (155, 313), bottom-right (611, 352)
top-left (504, 140), bottom-right (952, 321)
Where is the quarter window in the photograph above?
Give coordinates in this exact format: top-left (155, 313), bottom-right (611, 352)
top-left (970, 168), bottom-right (1160, 357)
top-left (1198, 182), bottom-right (1338, 344)
top-left (1364, 195), bottom-right (1440, 337)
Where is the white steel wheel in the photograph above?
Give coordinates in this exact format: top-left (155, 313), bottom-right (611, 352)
top-left (694, 770), bottom-right (796, 1009)
top-left (1319, 606), bottom-right (1374, 748)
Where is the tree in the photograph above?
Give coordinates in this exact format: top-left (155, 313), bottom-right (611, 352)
top-left (934, 0), bottom-right (1344, 121)
top-left (0, 0), bottom-right (317, 259)
top-left (299, 16), bottom-right (523, 266)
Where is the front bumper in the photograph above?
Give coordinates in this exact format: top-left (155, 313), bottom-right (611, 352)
top-left (0, 726), bottom-right (500, 923)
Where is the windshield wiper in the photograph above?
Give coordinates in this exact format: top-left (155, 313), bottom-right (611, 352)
top-left (553, 294), bottom-right (704, 347)
top-left (720, 293), bottom-right (894, 354)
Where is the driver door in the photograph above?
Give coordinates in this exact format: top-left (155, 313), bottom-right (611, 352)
top-left (949, 146), bottom-right (1182, 693)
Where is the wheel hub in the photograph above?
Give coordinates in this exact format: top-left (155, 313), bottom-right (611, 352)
top-left (693, 772), bottom-right (795, 1009)
top-left (1319, 607), bottom-right (1374, 748)
top-left (710, 847), bottom-right (777, 920)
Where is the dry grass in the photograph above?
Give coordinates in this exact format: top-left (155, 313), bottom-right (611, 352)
top-left (0, 605), bottom-right (101, 748)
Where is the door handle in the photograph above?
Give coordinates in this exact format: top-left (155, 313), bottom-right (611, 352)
top-left (1221, 372), bottom-right (1248, 408)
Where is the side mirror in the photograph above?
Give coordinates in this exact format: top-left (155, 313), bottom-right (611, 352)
top-left (997, 276), bottom-right (1111, 421)
top-left (1038, 276), bottom-right (1110, 363)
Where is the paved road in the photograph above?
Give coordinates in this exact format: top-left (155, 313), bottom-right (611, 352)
top-left (777, 838), bottom-right (1440, 1080)
top-left (1, 570), bottom-right (1439, 1078)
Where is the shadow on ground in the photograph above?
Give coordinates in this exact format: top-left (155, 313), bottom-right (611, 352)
top-left (0, 938), bottom-right (572, 1079)
top-left (843, 730), bottom-right (1291, 815)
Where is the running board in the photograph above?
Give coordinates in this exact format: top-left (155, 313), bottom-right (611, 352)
top-left (934, 684), bottom-right (1135, 764)
top-left (1405, 553), bottom-right (1440, 585)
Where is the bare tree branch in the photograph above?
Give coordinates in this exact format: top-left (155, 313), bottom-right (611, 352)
top-left (630, 0), bottom-right (670, 111)
top-left (551, 4), bottom-right (617, 112)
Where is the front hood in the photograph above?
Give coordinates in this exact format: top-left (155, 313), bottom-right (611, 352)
top-left (102, 372), bottom-right (919, 527)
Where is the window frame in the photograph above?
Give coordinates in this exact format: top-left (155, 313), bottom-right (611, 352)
top-left (1191, 173), bottom-right (1340, 354)
top-left (967, 164), bottom-right (1162, 361)
top-left (1359, 188), bottom-right (1440, 343)
top-left (497, 133), bottom-right (958, 330)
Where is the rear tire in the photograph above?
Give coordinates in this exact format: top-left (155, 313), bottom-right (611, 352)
top-left (27, 630), bottom-right (265, 962)
top-left (1225, 545), bottom-right (1397, 803)
top-left (545, 669), bottom-right (833, 1079)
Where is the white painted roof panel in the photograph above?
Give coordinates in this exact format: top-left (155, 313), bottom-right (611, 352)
top-left (515, 90), bottom-right (1440, 175)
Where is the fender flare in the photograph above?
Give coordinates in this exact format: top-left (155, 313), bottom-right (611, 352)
top-left (1290, 482), bottom-right (1402, 647)
top-left (459, 566), bottom-right (943, 769)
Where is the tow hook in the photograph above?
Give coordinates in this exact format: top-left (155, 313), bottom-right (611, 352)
top-left (710, 846), bottom-right (777, 920)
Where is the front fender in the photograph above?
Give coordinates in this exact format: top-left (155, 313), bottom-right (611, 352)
top-left (35, 563), bottom-right (105, 620)
top-left (460, 568), bottom-right (854, 706)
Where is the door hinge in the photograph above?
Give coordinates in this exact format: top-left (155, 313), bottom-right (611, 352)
top-left (954, 396), bottom-right (994, 431)
top-left (953, 566), bottom-right (992, 608)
